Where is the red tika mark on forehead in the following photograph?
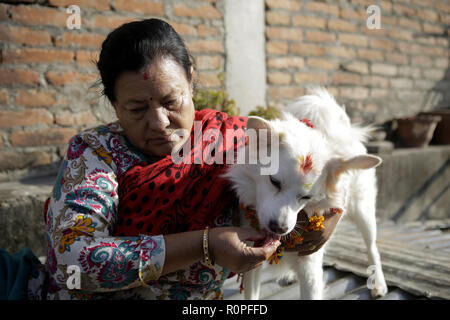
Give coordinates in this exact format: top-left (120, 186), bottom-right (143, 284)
top-left (299, 154), bottom-right (313, 174)
top-left (300, 118), bottom-right (314, 129)
top-left (142, 71), bottom-right (149, 80)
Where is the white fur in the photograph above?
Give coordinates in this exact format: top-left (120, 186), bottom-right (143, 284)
top-left (224, 87), bottom-right (388, 300)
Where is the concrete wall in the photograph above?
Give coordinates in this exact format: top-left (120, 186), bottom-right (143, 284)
top-left (225, 0), bottom-right (266, 115)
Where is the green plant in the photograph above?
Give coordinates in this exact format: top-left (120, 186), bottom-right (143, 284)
top-left (193, 72), bottom-right (240, 116)
top-left (248, 105), bottom-right (281, 120)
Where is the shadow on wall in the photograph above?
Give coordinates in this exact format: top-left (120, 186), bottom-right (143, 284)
top-left (383, 25), bottom-right (450, 145)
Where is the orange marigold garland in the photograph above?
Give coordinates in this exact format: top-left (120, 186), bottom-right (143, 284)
top-left (241, 205), bottom-right (332, 265)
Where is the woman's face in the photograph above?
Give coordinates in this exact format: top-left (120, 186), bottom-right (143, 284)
top-left (113, 56), bottom-right (195, 159)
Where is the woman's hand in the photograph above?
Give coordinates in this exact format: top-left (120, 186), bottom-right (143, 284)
top-left (295, 210), bottom-right (342, 256)
top-left (209, 227), bottom-right (281, 273)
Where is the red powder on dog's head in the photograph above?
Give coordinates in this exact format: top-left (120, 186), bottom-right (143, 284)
top-left (300, 118), bottom-right (314, 129)
top-left (299, 154), bottom-right (313, 174)
top-left (142, 71), bottom-right (149, 80)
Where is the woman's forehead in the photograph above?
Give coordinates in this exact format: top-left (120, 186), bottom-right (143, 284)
top-left (115, 57), bottom-right (189, 102)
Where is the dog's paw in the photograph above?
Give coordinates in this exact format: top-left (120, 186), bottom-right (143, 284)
top-left (370, 284), bottom-right (388, 299)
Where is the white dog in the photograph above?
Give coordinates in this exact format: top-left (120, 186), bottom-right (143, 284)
top-left (224, 88), bottom-right (388, 300)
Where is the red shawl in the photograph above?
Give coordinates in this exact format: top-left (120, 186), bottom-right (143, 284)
top-left (114, 109), bottom-right (247, 237)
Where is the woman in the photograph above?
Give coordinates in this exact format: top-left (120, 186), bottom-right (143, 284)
top-left (28, 19), bottom-right (341, 300)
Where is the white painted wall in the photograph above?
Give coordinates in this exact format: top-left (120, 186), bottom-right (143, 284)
top-left (225, 0), bottom-right (266, 115)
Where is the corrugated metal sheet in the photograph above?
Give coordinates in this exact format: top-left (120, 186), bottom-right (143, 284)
top-left (223, 218), bottom-right (450, 300)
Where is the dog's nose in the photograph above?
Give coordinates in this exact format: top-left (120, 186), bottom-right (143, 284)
top-left (268, 220), bottom-right (288, 234)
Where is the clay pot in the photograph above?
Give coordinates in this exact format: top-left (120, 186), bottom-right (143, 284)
top-left (396, 115), bottom-right (441, 148)
top-left (419, 110), bottom-right (450, 145)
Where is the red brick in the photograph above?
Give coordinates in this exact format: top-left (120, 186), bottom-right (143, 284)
top-left (324, 46), bottom-right (356, 58)
top-left (385, 53), bottom-right (409, 65)
top-left (331, 72), bottom-right (362, 85)
top-left (416, 9), bottom-right (439, 22)
top-left (390, 78), bottom-right (413, 89)
top-left (388, 29), bottom-right (413, 41)
top-left (267, 57), bottom-right (304, 69)
top-left (371, 63), bottom-right (397, 76)
top-left (197, 25), bottom-right (221, 37)
top-left (55, 110), bottom-right (98, 126)
top-left (343, 61), bottom-right (369, 74)
top-left (393, 4), bottom-right (416, 17)
top-left (370, 38), bottom-right (395, 51)
top-left (266, 27), bottom-right (303, 41)
top-left (292, 15), bottom-right (325, 28)
top-left (268, 72), bottom-right (291, 85)
top-left (398, 18), bottom-right (422, 32)
top-left (410, 56), bottom-right (433, 67)
top-left (0, 89), bottom-right (9, 105)
top-left (266, 0), bottom-right (302, 11)
top-left (9, 128), bottom-right (77, 147)
top-left (305, 30), bottom-right (335, 43)
top-left (195, 55), bottom-right (222, 70)
top-left (0, 4), bottom-right (9, 21)
top-left (113, 0), bottom-right (164, 15)
top-left (3, 48), bottom-right (74, 64)
top-left (54, 32), bottom-right (105, 49)
top-left (362, 76), bottom-right (389, 88)
top-left (187, 40), bottom-right (223, 53)
top-left (357, 49), bottom-right (384, 61)
top-left (266, 11), bottom-right (291, 26)
top-left (294, 72), bottom-right (328, 84)
top-left (10, 5), bottom-right (67, 27)
top-left (15, 89), bottom-right (57, 107)
top-left (304, 2), bottom-right (339, 16)
top-left (169, 22), bottom-right (196, 36)
top-left (267, 41), bottom-right (289, 55)
top-left (340, 8), bottom-right (365, 21)
top-left (269, 86), bottom-right (304, 100)
top-left (46, 71), bottom-right (98, 86)
top-left (0, 109), bottom-right (53, 128)
top-left (290, 43), bottom-right (324, 56)
top-left (0, 69), bottom-right (40, 85)
top-left (49, 0), bottom-right (110, 11)
top-left (339, 87), bottom-right (369, 100)
top-left (75, 50), bottom-right (100, 67)
top-left (327, 19), bottom-right (357, 32)
top-left (173, 3), bottom-right (221, 19)
top-left (306, 58), bottom-right (339, 71)
top-left (197, 73), bottom-right (221, 88)
top-left (338, 33), bottom-right (368, 47)
top-left (0, 25), bottom-right (51, 45)
top-left (0, 151), bottom-right (52, 171)
top-left (87, 15), bottom-right (137, 29)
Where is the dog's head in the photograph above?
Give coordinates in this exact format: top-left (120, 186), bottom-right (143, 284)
top-left (239, 113), bottom-right (381, 237)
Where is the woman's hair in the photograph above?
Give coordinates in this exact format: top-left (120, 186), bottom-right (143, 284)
top-left (96, 18), bottom-right (194, 104)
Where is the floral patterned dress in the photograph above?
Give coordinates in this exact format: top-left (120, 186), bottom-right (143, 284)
top-left (29, 121), bottom-right (236, 300)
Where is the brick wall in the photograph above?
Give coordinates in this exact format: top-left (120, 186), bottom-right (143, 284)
top-left (0, 0), bottom-right (225, 181)
top-left (266, 0), bottom-right (450, 124)
top-left (0, 0), bottom-right (449, 181)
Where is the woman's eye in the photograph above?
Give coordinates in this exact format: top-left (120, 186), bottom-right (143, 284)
top-left (269, 175), bottom-right (281, 191)
top-left (163, 100), bottom-right (177, 108)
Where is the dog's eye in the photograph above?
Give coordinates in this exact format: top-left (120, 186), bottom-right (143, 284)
top-left (297, 195), bottom-right (311, 202)
top-left (269, 175), bottom-right (281, 191)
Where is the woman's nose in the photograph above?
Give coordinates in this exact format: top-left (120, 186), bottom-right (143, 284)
top-left (147, 107), bottom-right (170, 131)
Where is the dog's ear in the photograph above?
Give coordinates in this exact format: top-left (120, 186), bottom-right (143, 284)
top-left (247, 116), bottom-right (271, 132)
top-left (338, 154), bottom-right (382, 172)
top-left (324, 155), bottom-right (382, 194)
top-left (246, 116), bottom-right (273, 147)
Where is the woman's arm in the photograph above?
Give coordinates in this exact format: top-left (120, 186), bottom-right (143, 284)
top-left (47, 131), bottom-right (165, 293)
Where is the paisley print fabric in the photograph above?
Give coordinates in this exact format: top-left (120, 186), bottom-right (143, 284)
top-left (30, 110), bottom-right (243, 300)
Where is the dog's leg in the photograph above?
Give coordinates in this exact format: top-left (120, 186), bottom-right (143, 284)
top-left (349, 197), bottom-right (388, 298)
top-left (296, 249), bottom-right (324, 300)
top-left (243, 266), bottom-right (262, 300)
